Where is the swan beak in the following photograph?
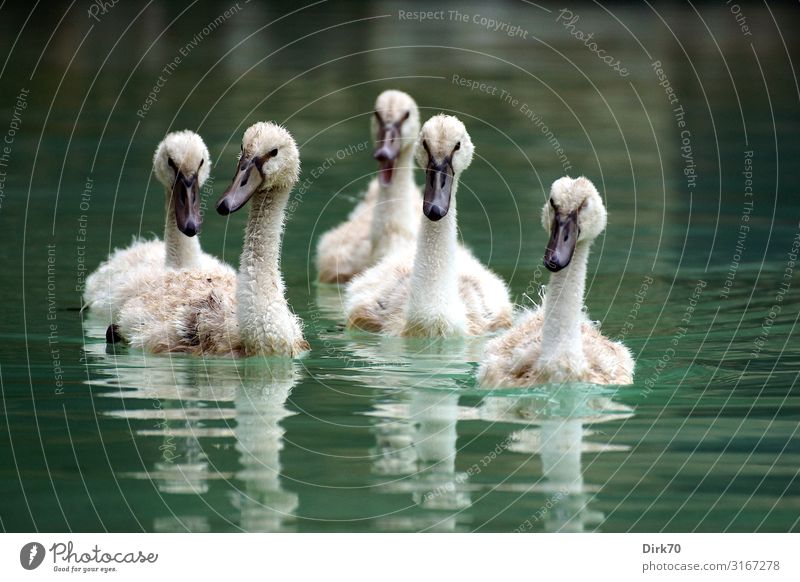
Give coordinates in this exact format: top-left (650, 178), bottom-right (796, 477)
top-left (217, 157), bottom-right (262, 215)
top-left (173, 172), bottom-right (201, 237)
top-left (544, 210), bottom-right (579, 272)
top-left (374, 125), bottom-right (401, 186)
top-left (422, 158), bottom-right (454, 221)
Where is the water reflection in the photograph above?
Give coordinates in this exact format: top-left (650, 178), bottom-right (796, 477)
top-left (233, 360), bottom-right (300, 532)
top-left (314, 284), bottom-right (349, 324)
top-left (333, 336), bottom-right (473, 531)
top-left (350, 330), bottom-right (634, 531)
top-left (370, 390), bottom-right (473, 532)
top-left (84, 342), bottom-right (299, 531)
top-left (481, 386), bottom-right (633, 532)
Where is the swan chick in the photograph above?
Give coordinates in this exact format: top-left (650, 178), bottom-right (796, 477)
top-left (344, 114), bottom-right (512, 337)
top-left (115, 122), bottom-right (308, 357)
top-left (316, 90), bottom-right (421, 283)
top-left (84, 130), bottom-right (230, 319)
top-left (478, 176), bottom-right (634, 387)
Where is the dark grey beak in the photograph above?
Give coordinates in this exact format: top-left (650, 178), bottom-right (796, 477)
top-left (544, 209), bottom-right (579, 272)
top-left (422, 157), bottom-right (454, 221)
top-left (173, 172), bottom-right (201, 236)
top-left (373, 126), bottom-right (401, 186)
top-left (216, 156), bottom-right (263, 215)
top-left (373, 110), bottom-right (409, 186)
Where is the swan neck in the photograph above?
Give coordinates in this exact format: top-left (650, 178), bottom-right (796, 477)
top-left (164, 189), bottom-right (202, 269)
top-left (407, 183), bottom-right (460, 313)
top-left (540, 242), bottom-right (590, 361)
top-left (237, 187), bottom-right (291, 332)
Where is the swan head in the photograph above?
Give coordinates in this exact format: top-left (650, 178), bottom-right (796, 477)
top-left (153, 130), bottom-right (210, 237)
top-left (541, 176), bottom-right (607, 272)
top-left (371, 90), bottom-right (420, 185)
top-left (217, 122), bottom-right (300, 215)
top-left (414, 114), bottom-right (474, 221)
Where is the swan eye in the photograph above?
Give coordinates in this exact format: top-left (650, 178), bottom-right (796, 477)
top-left (168, 157), bottom-right (177, 172)
top-left (269, 148), bottom-right (278, 157)
top-left (198, 159), bottom-right (204, 169)
top-left (549, 198), bottom-right (557, 211)
top-left (454, 142), bottom-right (461, 151)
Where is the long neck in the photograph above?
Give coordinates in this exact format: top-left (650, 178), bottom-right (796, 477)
top-left (539, 242), bottom-right (590, 365)
top-left (405, 185), bottom-right (460, 320)
top-left (237, 188), bottom-right (291, 340)
top-left (163, 191), bottom-right (202, 269)
top-left (369, 147), bottom-right (418, 261)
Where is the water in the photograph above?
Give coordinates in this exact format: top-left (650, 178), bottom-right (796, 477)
top-left (1, 1), bottom-right (798, 532)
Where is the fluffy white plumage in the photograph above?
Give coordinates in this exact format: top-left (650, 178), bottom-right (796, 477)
top-left (115, 122), bottom-right (308, 358)
top-left (316, 90), bottom-right (422, 283)
top-left (344, 115), bottom-right (513, 337)
top-left (478, 176), bottom-right (635, 387)
top-left (83, 130), bottom-right (231, 320)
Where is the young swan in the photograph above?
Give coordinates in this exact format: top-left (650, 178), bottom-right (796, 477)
top-left (114, 122), bottom-right (308, 357)
top-left (344, 115), bottom-right (513, 337)
top-left (316, 90), bottom-right (421, 283)
top-left (478, 177), bottom-right (634, 387)
top-left (84, 130), bottom-right (231, 319)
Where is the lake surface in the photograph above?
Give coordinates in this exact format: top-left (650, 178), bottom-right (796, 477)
top-left (1, 1), bottom-right (798, 532)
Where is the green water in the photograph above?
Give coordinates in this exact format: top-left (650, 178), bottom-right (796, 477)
top-left (1, 1), bottom-right (799, 532)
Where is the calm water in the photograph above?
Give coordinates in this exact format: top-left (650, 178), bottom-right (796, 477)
top-left (1, 1), bottom-right (799, 532)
